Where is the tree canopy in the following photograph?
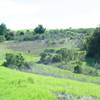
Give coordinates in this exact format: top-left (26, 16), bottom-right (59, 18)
top-left (34, 25), bottom-right (46, 34)
top-left (87, 26), bottom-right (100, 58)
top-left (0, 23), bottom-right (8, 36)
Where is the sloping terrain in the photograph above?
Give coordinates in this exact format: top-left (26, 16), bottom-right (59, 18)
top-left (0, 41), bottom-right (100, 100)
top-left (0, 66), bottom-right (100, 100)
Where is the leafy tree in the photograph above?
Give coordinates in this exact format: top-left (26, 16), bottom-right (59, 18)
top-left (87, 26), bottom-right (100, 58)
top-left (0, 23), bottom-right (8, 36)
top-left (34, 25), bottom-right (46, 34)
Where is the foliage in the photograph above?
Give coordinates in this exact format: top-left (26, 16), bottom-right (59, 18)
top-left (0, 23), bottom-right (8, 36)
top-left (0, 23), bottom-right (15, 40)
top-left (5, 31), bottom-right (15, 40)
top-left (39, 48), bottom-right (85, 64)
top-left (67, 60), bottom-right (99, 76)
top-left (52, 54), bottom-right (62, 63)
top-left (74, 65), bottom-right (82, 73)
top-left (87, 26), bottom-right (100, 58)
top-left (73, 61), bottom-right (81, 73)
top-left (4, 53), bottom-right (25, 69)
top-left (34, 25), bottom-right (46, 34)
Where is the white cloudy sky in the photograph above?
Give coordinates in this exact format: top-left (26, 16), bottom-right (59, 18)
top-left (0, 0), bottom-right (100, 29)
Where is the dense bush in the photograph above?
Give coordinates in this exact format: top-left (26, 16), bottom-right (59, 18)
top-left (52, 54), bottom-right (62, 63)
top-left (3, 53), bottom-right (28, 69)
top-left (5, 32), bottom-right (15, 40)
top-left (73, 61), bottom-right (82, 73)
top-left (39, 48), bottom-right (84, 64)
top-left (74, 65), bottom-right (82, 73)
top-left (40, 49), bottom-right (61, 64)
top-left (40, 52), bottom-right (48, 62)
top-left (68, 60), bottom-right (98, 76)
top-left (56, 48), bottom-right (83, 62)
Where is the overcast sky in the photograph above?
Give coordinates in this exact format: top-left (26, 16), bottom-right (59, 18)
top-left (0, 0), bottom-right (100, 30)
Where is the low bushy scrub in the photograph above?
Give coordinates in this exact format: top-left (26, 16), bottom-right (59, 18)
top-left (73, 61), bottom-right (82, 73)
top-left (5, 32), bottom-right (15, 40)
top-left (3, 53), bottom-right (31, 70)
top-left (67, 61), bottom-right (99, 76)
top-left (39, 48), bottom-right (85, 64)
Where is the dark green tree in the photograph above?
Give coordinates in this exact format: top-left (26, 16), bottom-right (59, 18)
top-left (19, 31), bottom-right (24, 36)
top-left (0, 23), bottom-right (8, 36)
top-left (34, 25), bottom-right (46, 34)
top-left (87, 26), bottom-right (100, 58)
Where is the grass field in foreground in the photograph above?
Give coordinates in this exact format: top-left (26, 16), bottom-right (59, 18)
top-left (0, 66), bottom-right (100, 100)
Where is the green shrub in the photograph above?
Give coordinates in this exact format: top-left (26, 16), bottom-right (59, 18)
top-left (52, 54), bottom-right (62, 63)
top-left (5, 32), bottom-right (14, 40)
top-left (74, 66), bottom-right (82, 73)
top-left (40, 52), bottom-right (47, 62)
top-left (15, 53), bottom-right (25, 68)
top-left (4, 53), bottom-right (25, 69)
top-left (5, 53), bottom-right (16, 65)
top-left (73, 61), bottom-right (82, 73)
top-left (56, 48), bottom-right (81, 62)
top-left (40, 48), bottom-right (83, 64)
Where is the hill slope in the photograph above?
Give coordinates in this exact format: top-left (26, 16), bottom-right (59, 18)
top-left (0, 66), bottom-right (100, 100)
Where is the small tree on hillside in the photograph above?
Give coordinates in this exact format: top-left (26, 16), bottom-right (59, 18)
top-left (0, 23), bottom-right (8, 36)
top-left (34, 25), bottom-right (46, 34)
top-left (19, 32), bottom-right (24, 36)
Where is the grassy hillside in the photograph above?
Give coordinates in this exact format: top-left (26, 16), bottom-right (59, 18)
top-left (1, 41), bottom-right (100, 100)
top-left (0, 66), bottom-right (100, 100)
top-left (0, 42), bottom-right (100, 85)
